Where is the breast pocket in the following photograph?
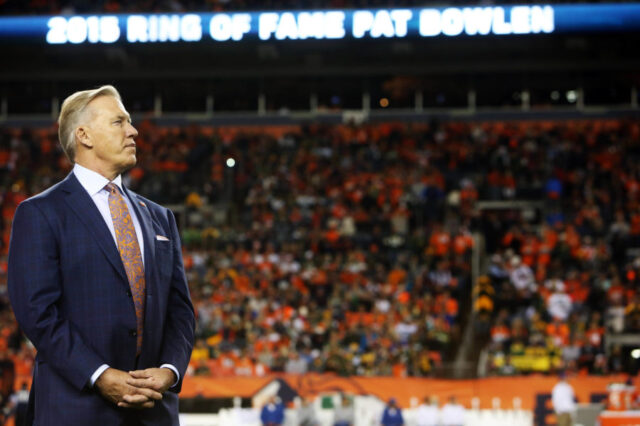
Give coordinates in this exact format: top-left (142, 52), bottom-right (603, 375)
top-left (155, 240), bottom-right (174, 280)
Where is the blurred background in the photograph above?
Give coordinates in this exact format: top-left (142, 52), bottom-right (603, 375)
top-left (1, 1), bottom-right (640, 425)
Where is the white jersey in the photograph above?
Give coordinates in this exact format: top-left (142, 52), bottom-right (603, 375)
top-left (441, 403), bottom-right (465, 426)
top-left (552, 381), bottom-right (576, 414)
top-left (416, 404), bottom-right (440, 426)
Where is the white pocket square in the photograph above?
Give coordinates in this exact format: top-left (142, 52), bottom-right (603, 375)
top-left (156, 235), bottom-right (170, 241)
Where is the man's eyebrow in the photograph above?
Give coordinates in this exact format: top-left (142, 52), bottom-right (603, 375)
top-left (114, 114), bottom-right (132, 123)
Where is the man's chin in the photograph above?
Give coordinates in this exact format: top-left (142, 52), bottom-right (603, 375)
top-left (120, 156), bottom-right (137, 173)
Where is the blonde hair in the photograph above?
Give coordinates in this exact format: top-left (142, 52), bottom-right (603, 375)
top-left (58, 85), bottom-right (122, 162)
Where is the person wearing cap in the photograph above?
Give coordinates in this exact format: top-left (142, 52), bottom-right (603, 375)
top-left (381, 398), bottom-right (404, 425)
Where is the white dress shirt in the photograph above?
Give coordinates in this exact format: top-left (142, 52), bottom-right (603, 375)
top-left (73, 163), bottom-right (145, 262)
top-left (73, 164), bottom-right (179, 388)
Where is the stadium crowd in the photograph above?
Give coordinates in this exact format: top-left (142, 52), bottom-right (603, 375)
top-left (467, 119), bottom-right (640, 376)
top-left (0, 118), bottom-right (638, 397)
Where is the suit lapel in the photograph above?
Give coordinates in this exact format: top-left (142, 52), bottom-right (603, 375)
top-left (61, 173), bottom-right (129, 284)
top-left (123, 187), bottom-right (156, 290)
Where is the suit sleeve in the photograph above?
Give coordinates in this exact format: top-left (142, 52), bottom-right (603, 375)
top-left (159, 208), bottom-right (195, 392)
top-left (8, 200), bottom-right (105, 391)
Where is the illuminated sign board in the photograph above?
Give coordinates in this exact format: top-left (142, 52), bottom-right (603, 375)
top-left (0, 3), bottom-right (639, 45)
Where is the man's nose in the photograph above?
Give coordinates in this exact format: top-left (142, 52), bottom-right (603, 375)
top-left (127, 123), bottom-right (139, 138)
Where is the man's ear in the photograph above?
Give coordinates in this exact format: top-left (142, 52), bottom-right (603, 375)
top-left (76, 126), bottom-right (92, 148)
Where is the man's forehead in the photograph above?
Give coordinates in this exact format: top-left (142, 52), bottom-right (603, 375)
top-left (88, 95), bottom-right (130, 117)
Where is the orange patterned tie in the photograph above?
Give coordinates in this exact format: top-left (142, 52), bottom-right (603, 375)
top-left (106, 183), bottom-right (145, 354)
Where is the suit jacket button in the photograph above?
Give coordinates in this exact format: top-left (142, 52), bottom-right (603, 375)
top-left (126, 290), bottom-right (132, 297)
top-left (130, 330), bottom-right (137, 337)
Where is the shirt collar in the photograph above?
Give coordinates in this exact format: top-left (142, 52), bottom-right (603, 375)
top-left (73, 163), bottom-right (123, 196)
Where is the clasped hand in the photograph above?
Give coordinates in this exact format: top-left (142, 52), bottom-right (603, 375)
top-left (95, 367), bottom-right (176, 409)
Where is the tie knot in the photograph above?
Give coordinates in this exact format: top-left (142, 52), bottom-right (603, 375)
top-left (105, 183), bottom-right (118, 195)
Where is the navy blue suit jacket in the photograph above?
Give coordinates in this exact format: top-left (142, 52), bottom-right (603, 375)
top-left (8, 172), bottom-right (195, 425)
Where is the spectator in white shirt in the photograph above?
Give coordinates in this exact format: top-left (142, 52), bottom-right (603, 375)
top-left (509, 256), bottom-right (536, 296)
top-left (284, 352), bottom-right (308, 374)
top-left (552, 372), bottom-right (576, 426)
top-left (547, 285), bottom-right (573, 322)
top-left (394, 315), bottom-right (418, 344)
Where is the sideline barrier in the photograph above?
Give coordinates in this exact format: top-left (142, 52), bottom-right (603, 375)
top-left (179, 373), bottom-right (626, 410)
top-left (179, 404), bottom-right (534, 426)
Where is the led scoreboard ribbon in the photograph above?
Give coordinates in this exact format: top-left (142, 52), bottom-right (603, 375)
top-left (0, 3), bottom-right (639, 44)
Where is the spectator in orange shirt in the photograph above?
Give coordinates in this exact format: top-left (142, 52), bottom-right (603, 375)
top-left (491, 319), bottom-right (511, 347)
top-left (428, 224), bottom-right (451, 258)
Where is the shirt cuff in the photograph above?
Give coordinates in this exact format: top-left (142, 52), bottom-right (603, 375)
top-left (160, 364), bottom-right (180, 387)
top-left (90, 364), bottom-right (110, 387)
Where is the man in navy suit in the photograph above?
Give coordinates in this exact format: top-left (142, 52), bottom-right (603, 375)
top-left (7, 85), bottom-right (195, 425)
